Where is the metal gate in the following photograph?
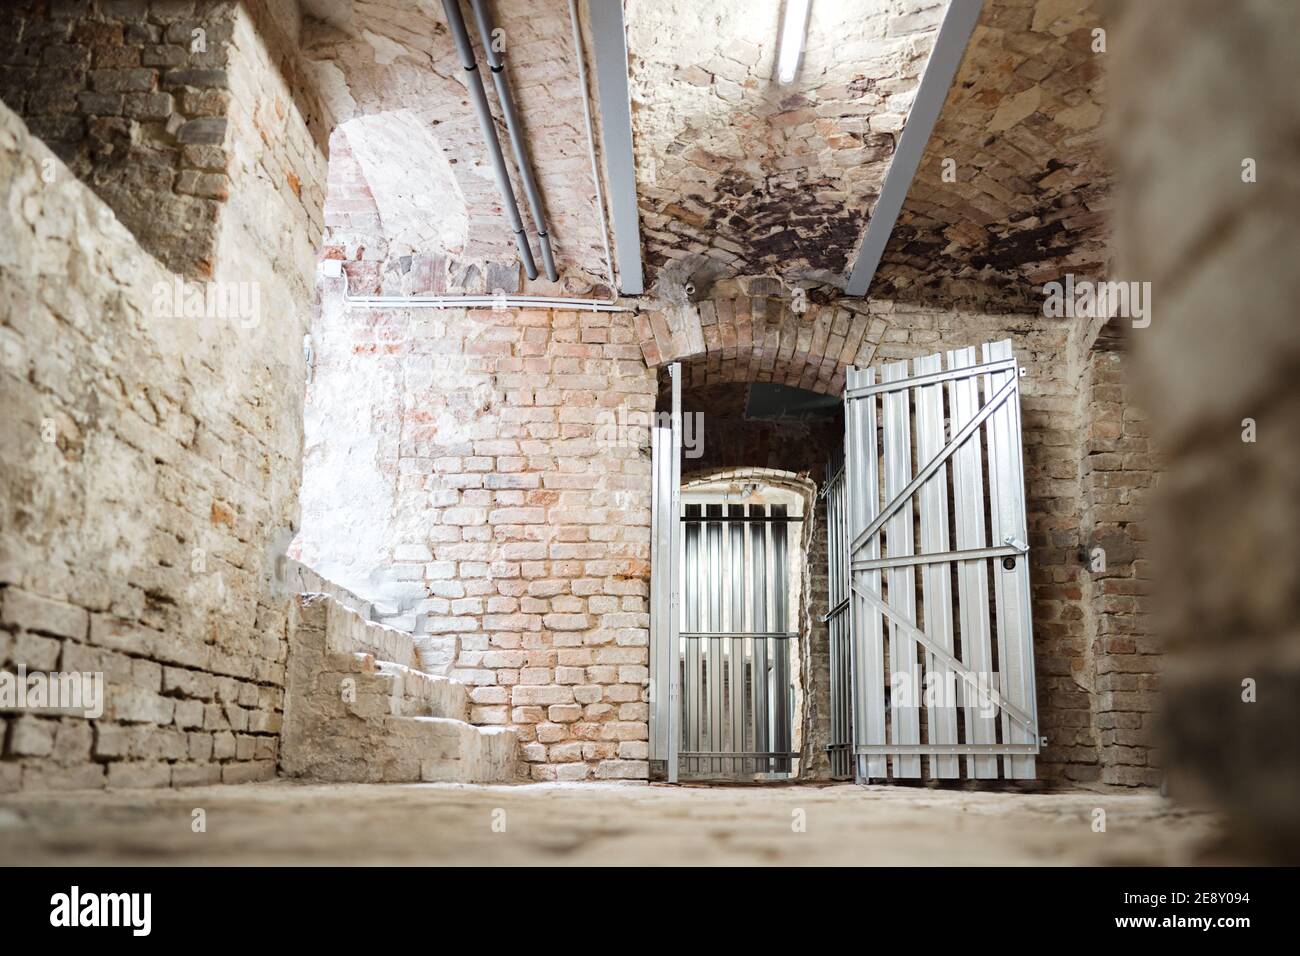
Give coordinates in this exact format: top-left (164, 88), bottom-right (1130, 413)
top-left (649, 365), bottom-right (798, 781)
top-left (677, 500), bottom-right (797, 779)
top-left (829, 339), bottom-right (1040, 781)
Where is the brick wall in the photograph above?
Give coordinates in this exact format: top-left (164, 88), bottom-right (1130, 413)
top-left (297, 266), bottom-right (1164, 784)
top-left (655, 298), bottom-right (1107, 782)
top-left (0, 0), bottom-right (325, 792)
top-left (293, 291), bottom-right (657, 782)
top-left (0, 0), bottom-right (326, 280)
top-left (300, 0), bottom-right (611, 290)
top-left (0, 0), bottom-right (240, 276)
top-left (874, 0), bottom-right (1109, 310)
top-left (1075, 320), bottom-right (1161, 785)
top-left (626, 0), bottom-right (940, 287)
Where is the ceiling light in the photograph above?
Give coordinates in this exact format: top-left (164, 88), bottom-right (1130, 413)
top-left (776, 0), bottom-right (811, 85)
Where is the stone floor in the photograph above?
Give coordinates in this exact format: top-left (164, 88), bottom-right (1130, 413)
top-left (0, 781), bottom-right (1226, 866)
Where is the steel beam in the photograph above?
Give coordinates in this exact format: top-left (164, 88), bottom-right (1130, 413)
top-left (586, 0), bottom-right (644, 295)
top-left (843, 0), bottom-right (984, 296)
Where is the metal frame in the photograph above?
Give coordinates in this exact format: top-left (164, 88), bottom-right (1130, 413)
top-left (823, 449), bottom-right (855, 780)
top-left (839, 339), bottom-right (1040, 782)
top-left (649, 367), bottom-right (805, 783)
top-left (649, 363), bottom-right (682, 782)
top-left (666, 498), bottom-right (800, 781)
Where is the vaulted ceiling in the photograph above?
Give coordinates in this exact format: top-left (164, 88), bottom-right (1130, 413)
top-left (626, 0), bottom-right (944, 293)
top-left (300, 0), bottom-right (613, 294)
top-left (871, 0), bottom-right (1109, 309)
top-left (296, 0), bottom-right (1111, 312)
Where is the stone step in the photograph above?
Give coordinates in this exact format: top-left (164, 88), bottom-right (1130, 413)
top-left (370, 658), bottom-right (469, 721)
top-left (384, 717), bottom-right (519, 783)
top-left (282, 592), bottom-right (520, 784)
top-left (282, 714), bottom-right (518, 784)
top-left (323, 599), bottom-right (418, 671)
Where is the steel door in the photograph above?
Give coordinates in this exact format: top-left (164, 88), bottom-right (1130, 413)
top-left (837, 339), bottom-right (1040, 781)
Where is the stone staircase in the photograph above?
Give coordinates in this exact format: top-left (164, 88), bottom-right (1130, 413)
top-left (280, 589), bottom-right (520, 784)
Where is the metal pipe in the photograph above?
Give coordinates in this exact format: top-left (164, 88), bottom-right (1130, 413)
top-left (440, 0), bottom-right (538, 279)
top-left (468, 0), bottom-right (559, 281)
top-left (333, 265), bottom-right (631, 312)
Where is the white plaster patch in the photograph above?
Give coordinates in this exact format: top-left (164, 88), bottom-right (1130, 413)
top-left (362, 28), bottom-right (410, 66)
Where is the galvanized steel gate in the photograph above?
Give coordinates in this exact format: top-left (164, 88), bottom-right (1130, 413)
top-left (826, 339), bottom-right (1040, 782)
top-left (650, 365), bottom-right (798, 782)
top-left (676, 501), bottom-right (797, 779)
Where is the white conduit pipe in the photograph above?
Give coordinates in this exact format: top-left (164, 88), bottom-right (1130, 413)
top-left (343, 0), bottom-right (626, 314)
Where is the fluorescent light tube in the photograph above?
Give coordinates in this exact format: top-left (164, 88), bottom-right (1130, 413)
top-left (777, 0), bottom-right (811, 84)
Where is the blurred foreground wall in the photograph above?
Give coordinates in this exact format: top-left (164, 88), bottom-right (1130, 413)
top-left (1114, 0), bottom-right (1300, 860)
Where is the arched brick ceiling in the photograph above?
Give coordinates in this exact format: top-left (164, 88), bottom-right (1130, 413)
top-left (300, 0), bottom-right (1110, 310)
top-left (299, 0), bottom-right (612, 292)
top-left (637, 290), bottom-right (885, 396)
top-left (626, 0), bottom-right (947, 292)
top-left (870, 0), bottom-right (1109, 308)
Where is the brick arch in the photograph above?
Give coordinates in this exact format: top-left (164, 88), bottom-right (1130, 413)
top-left (635, 296), bottom-right (887, 397)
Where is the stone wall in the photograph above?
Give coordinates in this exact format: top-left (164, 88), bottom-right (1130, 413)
top-left (1114, 0), bottom-right (1300, 855)
top-left (293, 290), bottom-right (658, 782)
top-left (0, 0), bottom-right (324, 793)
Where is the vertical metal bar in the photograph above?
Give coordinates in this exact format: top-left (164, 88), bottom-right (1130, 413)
top-left (667, 364), bottom-right (682, 783)
top-left (948, 347), bottom-right (998, 779)
top-left (585, 0), bottom-right (644, 294)
top-left (771, 503), bottom-right (791, 774)
top-left (728, 503), bottom-right (746, 778)
top-left (848, 366), bottom-right (887, 781)
top-left (706, 503), bottom-right (724, 775)
top-left (982, 339), bottom-right (1038, 779)
top-left (831, 460), bottom-right (852, 780)
top-left (649, 425), bottom-right (664, 769)
top-left (914, 352), bottom-right (961, 778)
top-left (684, 503), bottom-right (701, 778)
top-left (825, 470), bottom-right (840, 779)
top-left (750, 503), bottom-right (769, 774)
top-left (881, 361), bottom-right (921, 778)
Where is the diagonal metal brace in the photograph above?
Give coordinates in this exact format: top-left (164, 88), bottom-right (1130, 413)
top-left (851, 577), bottom-right (1037, 733)
top-left (851, 374), bottom-right (1017, 557)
